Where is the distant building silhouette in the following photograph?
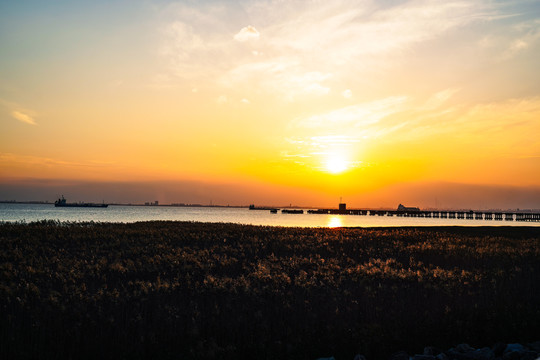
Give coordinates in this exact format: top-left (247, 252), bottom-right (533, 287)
top-left (397, 204), bottom-right (420, 212)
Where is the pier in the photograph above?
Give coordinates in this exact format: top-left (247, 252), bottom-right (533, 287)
top-left (305, 207), bottom-right (540, 222)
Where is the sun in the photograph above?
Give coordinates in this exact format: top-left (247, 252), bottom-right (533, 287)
top-left (325, 155), bottom-right (348, 174)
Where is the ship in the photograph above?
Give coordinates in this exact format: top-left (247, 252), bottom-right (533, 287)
top-left (249, 204), bottom-right (278, 211)
top-left (281, 209), bottom-right (304, 214)
top-left (54, 195), bottom-right (108, 208)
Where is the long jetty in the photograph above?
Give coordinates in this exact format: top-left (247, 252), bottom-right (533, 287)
top-left (306, 208), bottom-right (540, 222)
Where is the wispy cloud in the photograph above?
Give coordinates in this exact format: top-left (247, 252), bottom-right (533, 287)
top-left (0, 153), bottom-right (116, 168)
top-left (421, 88), bottom-right (460, 110)
top-left (223, 0), bottom-right (495, 100)
top-left (285, 134), bottom-right (369, 172)
top-left (479, 18), bottom-right (540, 61)
top-left (288, 91), bottom-right (540, 166)
top-left (292, 96), bottom-right (408, 130)
top-left (454, 96), bottom-right (540, 134)
top-left (221, 60), bottom-right (333, 100)
top-left (263, 1), bottom-right (490, 59)
top-left (159, 0), bottom-right (500, 99)
top-left (284, 96), bottom-right (411, 170)
top-left (156, 0), bottom-right (540, 168)
top-left (234, 26), bottom-right (260, 42)
top-left (1, 99), bottom-right (38, 125)
top-left (11, 110), bottom-right (37, 125)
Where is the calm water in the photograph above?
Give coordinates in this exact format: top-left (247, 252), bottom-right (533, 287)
top-left (1, 203), bottom-right (539, 227)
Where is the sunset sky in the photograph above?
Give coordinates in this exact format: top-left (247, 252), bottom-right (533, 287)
top-left (1, 0), bottom-right (539, 208)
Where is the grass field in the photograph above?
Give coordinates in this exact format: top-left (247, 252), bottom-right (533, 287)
top-left (1, 221), bottom-right (539, 359)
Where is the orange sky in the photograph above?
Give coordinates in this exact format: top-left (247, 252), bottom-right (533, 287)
top-left (1, 1), bottom-right (539, 208)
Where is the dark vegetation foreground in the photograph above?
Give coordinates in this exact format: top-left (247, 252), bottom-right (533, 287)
top-left (0, 221), bottom-right (539, 359)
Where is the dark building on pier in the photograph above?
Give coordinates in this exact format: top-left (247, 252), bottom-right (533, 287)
top-left (397, 204), bottom-right (420, 212)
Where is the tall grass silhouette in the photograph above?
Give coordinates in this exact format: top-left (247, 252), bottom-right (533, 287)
top-left (1, 221), bottom-right (539, 359)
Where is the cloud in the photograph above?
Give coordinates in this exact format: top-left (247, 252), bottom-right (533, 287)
top-left (479, 18), bottom-right (540, 61)
top-left (0, 153), bottom-right (114, 168)
top-left (261, 1), bottom-right (493, 62)
top-left (1, 99), bottom-right (38, 125)
top-left (342, 89), bottom-right (352, 99)
top-left (293, 96), bottom-right (408, 129)
top-left (422, 88), bottom-right (460, 110)
top-left (500, 37), bottom-right (532, 59)
top-left (286, 96), bottom-right (410, 168)
top-left (222, 62), bottom-right (332, 100)
top-left (234, 25), bottom-right (260, 42)
top-left (303, 83), bottom-right (330, 96)
top-left (511, 39), bottom-right (528, 50)
top-left (218, 0), bottom-right (498, 100)
top-left (159, 15), bottom-right (232, 81)
top-left (11, 110), bottom-right (37, 125)
top-left (456, 97), bottom-right (540, 136)
top-left (159, 0), bottom-right (537, 105)
top-left (309, 135), bottom-right (361, 145)
top-left (282, 93), bottom-right (540, 181)
top-left (372, 95), bottom-right (540, 156)
top-left (241, 98), bottom-right (250, 104)
top-left (283, 134), bottom-right (364, 171)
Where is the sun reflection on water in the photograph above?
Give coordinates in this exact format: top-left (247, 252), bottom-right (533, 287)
top-left (327, 216), bottom-right (343, 228)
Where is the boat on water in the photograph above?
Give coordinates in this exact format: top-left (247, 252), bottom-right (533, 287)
top-left (249, 204), bottom-right (278, 211)
top-left (281, 209), bottom-right (304, 214)
top-left (54, 196), bottom-right (108, 208)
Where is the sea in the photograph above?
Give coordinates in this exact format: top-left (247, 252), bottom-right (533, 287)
top-left (1, 203), bottom-right (539, 227)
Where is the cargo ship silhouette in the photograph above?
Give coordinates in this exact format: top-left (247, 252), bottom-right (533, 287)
top-left (54, 195), bottom-right (108, 208)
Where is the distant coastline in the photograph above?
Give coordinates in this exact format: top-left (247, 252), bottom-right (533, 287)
top-left (0, 200), bottom-right (243, 208)
top-left (2, 200), bottom-right (539, 214)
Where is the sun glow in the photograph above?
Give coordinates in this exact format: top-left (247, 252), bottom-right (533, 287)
top-left (325, 155), bottom-right (349, 174)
